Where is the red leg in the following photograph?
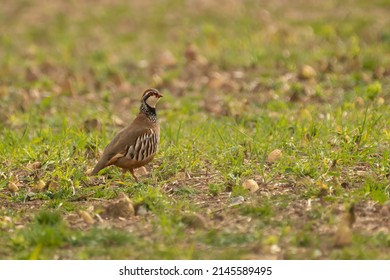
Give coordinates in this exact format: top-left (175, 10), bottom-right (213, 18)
top-left (121, 168), bottom-right (139, 183)
top-left (130, 169), bottom-right (139, 183)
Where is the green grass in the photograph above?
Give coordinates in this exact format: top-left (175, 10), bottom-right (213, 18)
top-left (1, 0), bottom-right (390, 259)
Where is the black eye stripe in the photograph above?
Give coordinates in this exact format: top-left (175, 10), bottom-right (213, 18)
top-left (143, 88), bottom-right (160, 99)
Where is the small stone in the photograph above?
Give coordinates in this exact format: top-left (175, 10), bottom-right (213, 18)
top-left (8, 181), bottom-right (19, 192)
top-left (267, 149), bottom-right (283, 163)
top-left (242, 179), bottom-right (259, 193)
top-left (184, 43), bottom-right (198, 62)
top-left (27, 161), bottom-right (41, 170)
top-left (356, 170), bottom-right (367, 176)
top-left (233, 71), bottom-right (245, 79)
top-left (135, 166), bottom-right (148, 176)
top-left (270, 244), bottom-right (281, 254)
top-left (229, 196), bottom-right (245, 206)
top-left (207, 72), bottom-right (227, 89)
top-left (136, 204), bottom-right (149, 216)
top-left (137, 60), bottom-right (149, 69)
top-left (105, 192), bottom-right (135, 219)
top-left (48, 181), bottom-right (60, 192)
top-left (79, 210), bottom-right (95, 225)
top-left (379, 205), bottom-right (390, 216)
top-left (85, 168), bottom-right (94, 176)
top-left (33, 179), bottom-right (46, 191)
top-left (306, 198), bottom-right (312, 211)
top-left (313, 249), bottom-right (322, 258)
top-left (298, 65), bottom-right (316, 79)
top-left (158, 50), bottom-right (177, 67)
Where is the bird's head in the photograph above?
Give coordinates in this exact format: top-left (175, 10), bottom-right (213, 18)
top-left (142, 88), bottom-right (163, 108)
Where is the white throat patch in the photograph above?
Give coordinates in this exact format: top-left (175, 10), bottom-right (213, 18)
top-left (145, 95), bottom-right (160, 108)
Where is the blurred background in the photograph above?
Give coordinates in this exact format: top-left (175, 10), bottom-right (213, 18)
top-left (1, 0), bottom-right (389, 121)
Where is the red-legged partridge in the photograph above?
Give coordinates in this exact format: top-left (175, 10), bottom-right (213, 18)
top-left (90, 88), bottom-right (163, 182)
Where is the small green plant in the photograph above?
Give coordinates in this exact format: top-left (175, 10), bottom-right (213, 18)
top-left (362, 179), bottom-right (389, 203)
top-left (24, 210), bottom-right (69, 248)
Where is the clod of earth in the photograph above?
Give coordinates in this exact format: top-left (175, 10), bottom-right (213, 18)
top-left (104, 192), bottom-right (135, 219)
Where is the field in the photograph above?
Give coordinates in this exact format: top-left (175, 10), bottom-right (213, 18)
top-left (0, 0), bottom-right (390, 259)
